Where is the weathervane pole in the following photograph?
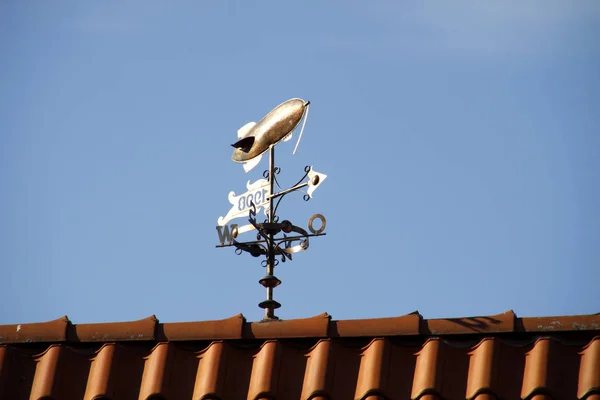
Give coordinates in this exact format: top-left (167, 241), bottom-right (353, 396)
top-left (265, 144), bottom-right (276, 320)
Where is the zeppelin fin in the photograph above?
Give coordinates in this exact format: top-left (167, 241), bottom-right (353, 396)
top-left (293, 102), bottom-right (310, 155)
top-left (243, 154), bottom-right (262, 173)
top-left (237, 121), bottom-right (256, 138)
top-left (231, 136), bottom-right (255, 153)
top-left (283, 132), bottom-right (293, 142)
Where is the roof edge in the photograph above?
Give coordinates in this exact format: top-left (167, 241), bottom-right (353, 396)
top-left (1, 311), bottom-right (598, 344)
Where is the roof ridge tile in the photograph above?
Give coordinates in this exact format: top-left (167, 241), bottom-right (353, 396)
top-left (72, 315), bottom-right (156, 342)
top-left (332, 313), bottom-right (420, 337)
top-left (0, 316), bottom-right (70, 344)
top-left (521, 313), bottom-right (600, 332)
top-left (1, 312), bottom-right (599, 344)
top-left (246, 313), bottom-right (330, 339)
top-left (161, 314), bottom-right (245, 340)
top-left (425, 310), bottom-right (516, 335)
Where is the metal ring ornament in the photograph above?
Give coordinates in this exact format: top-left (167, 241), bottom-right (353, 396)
top-left (303, 194), bottom-right (310, 201)
top-left (235, 248), bottom-right (242, 255)
top-left (308, 214), bottom-right (326, 234)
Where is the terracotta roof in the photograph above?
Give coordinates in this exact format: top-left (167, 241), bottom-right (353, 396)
top-left (0, 311), bottom-right (598, 399)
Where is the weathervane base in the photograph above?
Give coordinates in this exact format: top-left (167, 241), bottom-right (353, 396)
top-left (260, 315), bottom-right (281, 322)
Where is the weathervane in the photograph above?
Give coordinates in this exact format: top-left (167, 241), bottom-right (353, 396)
top-left (215, 98), bottom-right (327, 321)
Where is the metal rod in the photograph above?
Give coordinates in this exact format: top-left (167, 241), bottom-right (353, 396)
top-left (268, 181), bottom-right (309, 200)
top-left (266, 145), bottom-right (276, 320)
top-left (215, 233), bottom-right (327, 248)
top-left (269, 145), bottom-right (275, 222)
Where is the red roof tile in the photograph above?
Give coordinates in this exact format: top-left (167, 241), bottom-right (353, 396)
top-left (159, 314), bottom-right (245, 341)
top-left (0, 316), bottom-right (69, 343)
top-left (424, 310), bottom-right (516, 335)
top-left (0, 311), bottom-right (598, 399)
top-left (245, 312), bottom-right (330, 339)
top-left (73, 315), bottom-right (157, 342)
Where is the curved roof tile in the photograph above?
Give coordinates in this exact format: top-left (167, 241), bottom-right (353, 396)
top-left (0, 312), bottom-right (598, 399)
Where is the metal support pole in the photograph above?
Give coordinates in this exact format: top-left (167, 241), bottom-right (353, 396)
top-left (265, 145), bottom-right (276, 320)
top-left (269, 145), bottom-right (275, 222)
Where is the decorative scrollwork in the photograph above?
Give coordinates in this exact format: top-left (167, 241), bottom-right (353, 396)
top-left (289, 166), bottom-right (311, 189)
top-left (250, 201), bottom-right (256, 216)
top-left (272, 193), bottom-right (285, 216)
top-left (273, 169), bottom-right (283, 190)
top-left (233, 241), bottom-right (267, 258)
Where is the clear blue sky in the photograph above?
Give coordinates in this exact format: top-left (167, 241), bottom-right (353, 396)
top-left (1, 2), bottom-right (598, 324)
